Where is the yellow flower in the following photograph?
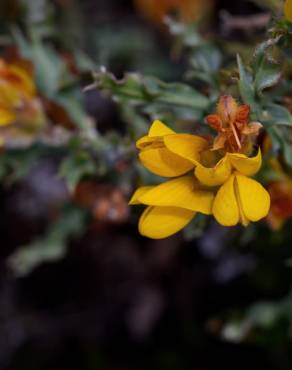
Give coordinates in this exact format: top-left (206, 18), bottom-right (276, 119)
top-left (137, 119), bottom-right (208, 177)
top-left (164, 133), bottom-right (270, 227)
top-left (131, 96), bottom-right (271, 239)
top-left (129, 175), bottom-right (214, 239)
top-left (0, 58), bottom-right (37, 126)
top-left (0, 107), bottom-right (15, 126)
top-left (212, 172), bottom-right (270, 227)
top-left (194, 150), bottom-right (262, 187)
top-left (193, 150), bottom-right (270, 226)
top-left (284, 0), bottom-right (292, 22)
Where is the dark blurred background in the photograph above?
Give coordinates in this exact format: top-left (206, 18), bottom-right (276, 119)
top-left (1, 1), bottom-right (292, 370)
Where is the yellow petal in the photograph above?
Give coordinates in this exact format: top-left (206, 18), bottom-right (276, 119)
top-left (138, 206), bottom-right (195, 239)
top-left (139, 176), bottom-right (214, 214)
top-left (227, 149), bottom-right (262, 176)
top-left (0, 83), bottom-right (20, 106)
top-left (285, 0), bottom-right (292, 22)
top-left (212, 175), bottom-right (240, 226)
top-left (164, 134), bottom-right (208, 163)
top-left (200, 149), bottom-right (221, 167)
top-left (136, 135), bottom-right (152, 149)
top-left (129, 186), bottom-right (155, 205)
top-left (139, 147), bottom-right (194, 177)
top-left (136, 120), bottom-right (174, 149)
top-left (8, 65), bottom-right (36, 97)
top-left (235, 174), bottom-right (270, 222)
top-left (195, 156), bottom-right (232, 186)
top-left (0, 107), bottom-right (15, 126)
top-left (148, 120), bottom-right (175, 136)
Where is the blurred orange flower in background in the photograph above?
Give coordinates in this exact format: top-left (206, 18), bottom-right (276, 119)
top-left (134, 0), bottom-right (212, 25)
top-left (265, 157), bottom-right (292, 230)
top-left (75, 181), bottom-right (130, 226)
top-left (267, 179), bottom-right (292, 230)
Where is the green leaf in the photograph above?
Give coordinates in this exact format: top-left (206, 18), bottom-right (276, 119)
top-left (190, 45), bottom-right (222, 73)
top-left (165, 18), bottom-right (202, 48)
top-left (55, 90), bottom-right (89, 131)
top-left (252, 37), bottom-right (281, 95)
top-left (283, 139), bottom-right (292, 167)
top-left (59, 149), bottom-right (97, 192)
top-left (266, 126), bottom-right (283, 153)
top-left (237, 55), bottom-right (256, 109)
top-left (267, 126), bottom-right (292, 167)
top-left (253, 36), bottom-right (281, 69)
top-left (8, 205), bottom-right (87, 277)
top-left (262, 104), bottom-right (292, 126)
top-left (12, 29), bottom-right (91, 131)
top-left (13, 29), bottom-right (67, 97)
top-left (0, 146), bottom-right (47, 184)
top-left (254, 59), bottom-right (281, 95)
top-left (93, 70), bottom-right (209, 111)
top-left (31, 41), bottom-right (66, 97)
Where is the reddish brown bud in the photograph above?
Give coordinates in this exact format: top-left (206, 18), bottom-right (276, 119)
top-left (206, 114), bottom-right (222, 132)
top-left (236, 104), bottom-right (250, 124)
top-left (217, 95), bottom-right (238, 124)
top-left (205, 95), bottom-right (262, 153)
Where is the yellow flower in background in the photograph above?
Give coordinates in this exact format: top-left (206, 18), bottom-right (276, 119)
top-left (0, 58), bottom-right (39, 127)
top-left (284, 0), bottom-right (292, 22)
top-left (267, 176), bottom-right (292, 230)
top-left (0, 106), bottom-right (15, 126)
top-left (0, 60), bottom-right (35, 97)
top-left (129, 175), bottom-right (214, 239)
top-left (137, 120), bottom-right (208, 177)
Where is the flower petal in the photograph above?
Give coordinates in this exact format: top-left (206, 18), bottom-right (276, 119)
top-left (129, 186), bottom-right (155, 205)
top-left (9, 65), bottom-right (36, 97)
top-left (0, 107), bottom-right (15, 126)
top-left (235, 104), bottom-right (250, 124)
top-left (217, 95), bottom-right (238, 124)
top-left (148, 120), bottom-right (175, 137)
top-left (195, 156), bottom-right (232, 187)
top-left (139, 176), bottom-right (214, 214)
top-left (212, 133), bottom-right (226, 151)
top-left (136, 120), bottom-right (174, 149)
top-left (285, 0), bottom-right (292, 22)
top-left (138, 206), bottom-right (195, 239)
top-left (139, 147), bottom-right (194, 177)
top-left (206, 114), bottom-right (223, 131)
top-left (0, 83), bottom-right (20, 106)
top-left (212, 175), bottom-right (240, 226)
top-left (235, 174), bottom-right (270, 222)
top-left (163, 134), bottom-right (208, 163)
top-left (227, 149), bottom-right (262, 176)
top-left (136, 135), bottom-right (152, 149)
